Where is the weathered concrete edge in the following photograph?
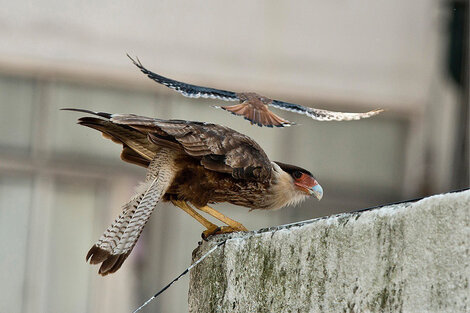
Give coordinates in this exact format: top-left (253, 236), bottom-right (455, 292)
top-left (193, 190), bottom-right (465, 254)
top-left (189, 189), bottom-right (470, 313)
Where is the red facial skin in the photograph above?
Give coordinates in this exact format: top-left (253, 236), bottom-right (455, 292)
top-left (293, 173), bottom-right (318, 194)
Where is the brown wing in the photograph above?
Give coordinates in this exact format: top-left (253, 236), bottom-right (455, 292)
top-left (64, 109), bottom-right (273, 181)
top-left (110, 114), bottom-right (273, 181)
top-left (76, 115), bottom-right (157, 167)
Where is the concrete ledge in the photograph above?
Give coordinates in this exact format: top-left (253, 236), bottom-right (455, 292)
top-left (189, 190), bottom-right (470, 313)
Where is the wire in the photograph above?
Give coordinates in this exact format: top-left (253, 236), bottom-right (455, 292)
top-left (132, 240), bottom-right (226, 313)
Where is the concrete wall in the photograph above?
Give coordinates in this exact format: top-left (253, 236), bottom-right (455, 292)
top-left (189, 190), bottom-right (470, 313)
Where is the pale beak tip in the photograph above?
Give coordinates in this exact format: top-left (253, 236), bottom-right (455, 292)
top-left (310, 184), bottom-right (323, 200)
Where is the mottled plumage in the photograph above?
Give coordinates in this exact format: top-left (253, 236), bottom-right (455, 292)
top-left (65, 108), bottom-right (323, 275)
top-left (128, 55), bottom-right (383, 127)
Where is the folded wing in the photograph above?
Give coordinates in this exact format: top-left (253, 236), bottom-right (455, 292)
top-left (111, 114), bottom-right (273, 181)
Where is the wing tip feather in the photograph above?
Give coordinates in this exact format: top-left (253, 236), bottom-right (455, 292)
top-left (127, 53), bottom-right (143, 69)
top-left (62, 108), bottom-right (112, 119)
top-left (369, 108), bottom-right (385, 115)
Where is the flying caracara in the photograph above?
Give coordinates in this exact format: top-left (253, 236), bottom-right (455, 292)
top-left (128, 55), bottom-right (383, 127)
top-left (65, 108), bottom-right (323, 275)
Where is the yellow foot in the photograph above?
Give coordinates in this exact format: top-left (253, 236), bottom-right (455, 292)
top-left (201, 226), bottom-right (248, 240)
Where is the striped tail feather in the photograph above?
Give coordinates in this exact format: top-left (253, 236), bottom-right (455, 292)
top-left (86, 182), bottom-right (149, 275)
top-left (86, 150), bottom-right (176, 275)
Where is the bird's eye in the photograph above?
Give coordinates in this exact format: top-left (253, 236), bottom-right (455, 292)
top-left (292, 171), bottom-right (302, 179)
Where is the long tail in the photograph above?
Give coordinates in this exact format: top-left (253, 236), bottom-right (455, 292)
top-left (86, 186), bottom-right (146, 275)
top-left (86, 149), bottom-right (177, 275)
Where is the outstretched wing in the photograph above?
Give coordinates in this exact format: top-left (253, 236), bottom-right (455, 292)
top-left (269, 100), bottom-right (384, 121)
top-left (111, 113), bottom-right (273, 181)
top-left (128, 54), bottom-right (239, 101)
top-left (127, 56), bottom-right (383, 127)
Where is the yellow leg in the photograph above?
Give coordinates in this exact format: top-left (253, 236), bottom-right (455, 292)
top-left (194, 204), bottom-right (248, 232)
top-left (171, 200), bottom-right (218, 231)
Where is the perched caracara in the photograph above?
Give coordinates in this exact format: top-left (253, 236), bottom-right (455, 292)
top-left (65, 109), bottom-right (323, 275)
top-left (128, 55), bottom-right (383, 127)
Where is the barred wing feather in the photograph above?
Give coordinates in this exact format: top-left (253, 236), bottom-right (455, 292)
top-left (270, 100), bottom-right (384, 121)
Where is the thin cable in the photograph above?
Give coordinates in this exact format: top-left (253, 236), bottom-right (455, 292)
top-left (132, 240), bottom-right (226, 313)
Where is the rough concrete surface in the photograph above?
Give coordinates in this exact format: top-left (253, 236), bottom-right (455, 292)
top-left (189, 190), bottom-right (470, 313)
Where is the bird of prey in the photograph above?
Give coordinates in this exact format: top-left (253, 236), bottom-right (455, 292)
top-left (128, 55), bottom-right (383, 127)
top-left (65, 108), bottom-right (323, 275)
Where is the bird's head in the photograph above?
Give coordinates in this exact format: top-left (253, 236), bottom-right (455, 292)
top-left (274, 162), bottom-right (323, 200)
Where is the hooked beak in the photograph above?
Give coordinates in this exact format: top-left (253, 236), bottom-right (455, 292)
top-left (294, 174), bottom-right (324, 200)
top-left (309, 183), bottom-right (323, 200)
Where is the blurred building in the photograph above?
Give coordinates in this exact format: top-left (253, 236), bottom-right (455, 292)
top-left (0, 1), bottom-right (467, 313)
